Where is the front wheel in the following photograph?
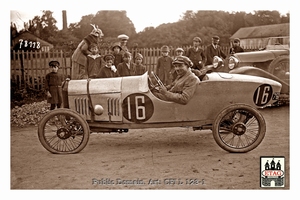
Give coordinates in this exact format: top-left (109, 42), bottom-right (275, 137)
top-left (212, 104), bottom-right (266, 153)
top-left (38, 108), bottom-right (90, 154)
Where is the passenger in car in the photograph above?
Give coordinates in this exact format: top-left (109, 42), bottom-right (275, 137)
top-left (152, 56), bottom-right (200, 105)
top-left (79, 43), bottom-right (103, 79)
top-left (229, 38), bottom-right (244, 54)
top-left (98, 54), bottom-right (118, 78)
top-left (134, 53), bottom-right (147, 75)
top-left (117, 52), bottom-right (137, 77)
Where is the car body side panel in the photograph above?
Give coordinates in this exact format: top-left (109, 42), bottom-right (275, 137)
top-left (233, 50), bottom-right (288, 63)
top-left (67, 73), bottom-right (281, 126)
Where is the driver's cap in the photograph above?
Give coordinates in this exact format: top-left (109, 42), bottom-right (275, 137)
top-left (172, 56), bottom-right (193, 67)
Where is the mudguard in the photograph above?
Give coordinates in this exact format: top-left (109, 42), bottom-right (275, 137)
top-left (229, 66), bottom-right (289, 94)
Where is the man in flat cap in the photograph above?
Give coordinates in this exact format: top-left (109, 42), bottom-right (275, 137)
top-left (205, 35), bottom-right (226, 66)
top-left (117, 34), bottom-right (129, 56)
top-left (186, 37), bottom-right (206, 70)
top-left (229, 38), bottom-right (244, 54)
top-left (152, 56), bottom-right (200, 105)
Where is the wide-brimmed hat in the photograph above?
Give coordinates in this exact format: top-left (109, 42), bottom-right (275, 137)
top-left (111, 43), bottom-right (122, 51)
top-left (172, 56), bottom-right (193, 67)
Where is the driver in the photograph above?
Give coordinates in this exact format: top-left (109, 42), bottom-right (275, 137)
top-left (152, 56), bottom-right (200, 105)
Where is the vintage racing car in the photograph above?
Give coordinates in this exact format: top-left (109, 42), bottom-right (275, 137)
top-left (38, 71), bottom-right (281, 154)
top-left (212, 37), bottom-right (289, 103)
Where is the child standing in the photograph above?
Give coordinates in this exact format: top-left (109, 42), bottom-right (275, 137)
top-left (80, 43), bottom-right (103, 79)
top-left (117, 52), bottom-right (136, 77)
top-left (111, 43), bottom-right (123, 67)
top-left (156, 45), bottom-right (173, 85)
top-left (175, 47), bottom-right (184, 57)
top-left (98, 54), bottom-right (118, 78)
top-left (134, 53), bottom-right (147, 75)
top-left (45, 61), bottom-right (64, 110)
top-left (186, 37), bottom-right (206, 70)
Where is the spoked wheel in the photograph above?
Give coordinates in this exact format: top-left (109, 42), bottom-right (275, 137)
top-left (212, 104), bottom-right (266, 153)
top-left (38, 109), bottom-right (90, 154)
top-left (268, 55), bottom-right (290, 83)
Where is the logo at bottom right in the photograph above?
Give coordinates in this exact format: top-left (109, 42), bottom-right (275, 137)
top-left (260, 156), bottom-right (285, 187)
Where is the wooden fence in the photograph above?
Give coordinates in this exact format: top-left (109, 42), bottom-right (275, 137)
top-left (11, 45), bottom-right (236, 91)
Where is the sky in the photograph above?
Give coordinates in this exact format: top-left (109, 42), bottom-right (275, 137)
top-left (9, 0), bottom-right (291, 33)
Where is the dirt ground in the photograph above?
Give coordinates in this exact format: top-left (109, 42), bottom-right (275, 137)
top-left (10, 105), bottom-right (289, 190)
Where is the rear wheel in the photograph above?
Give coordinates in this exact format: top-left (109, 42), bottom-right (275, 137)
top-left (38, 109), bottom-right (90, 154)
top-left (212, 104), bottom-right (266, 153)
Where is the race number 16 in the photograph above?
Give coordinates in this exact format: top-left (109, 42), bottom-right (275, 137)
top-left (253, 84), bottom-right (273, 106)
top-left (122, 93), bottom-right (154, 123)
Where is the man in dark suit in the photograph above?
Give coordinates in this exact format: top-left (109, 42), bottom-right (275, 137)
top-left (205, 36), bottom-right (227, 66)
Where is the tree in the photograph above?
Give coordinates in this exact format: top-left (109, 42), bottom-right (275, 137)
top-left (27, 10), bottom-right (58, 43)
top-left (92, 10), bottom-right (136, 39)
top-left (69, 14), bottom-right (95, 40)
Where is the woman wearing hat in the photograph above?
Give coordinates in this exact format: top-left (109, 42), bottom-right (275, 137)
top-left (153, 56), bottom-right (200, 105)
top-left (71, 24), bottom-right (104, 79)
top-left (111, 43), bottom-right (123, 67)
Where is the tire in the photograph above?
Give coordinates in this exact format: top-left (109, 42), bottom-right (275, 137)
top-left (38, 108), bottom-right (90, 154)
top-left (267, 55), bottom-right (289, 81)
top-left (212, 104), bottom-right (266, 153)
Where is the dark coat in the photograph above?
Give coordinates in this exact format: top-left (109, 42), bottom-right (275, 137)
top-left (98, 66), bottom-right (118, 78)
top-left (45, 72), bottom-right (64, 104)
top-left (135, 63), bottom-right (147, 75)
top-left (156, 56), bottom-right (174, 85)
top-left (80, 54), bottom-right (103, 78)
top-left (113, 53), bottom-right (123, 67)
top-left (117, 62), bottom-right (137, 77)
top-left (229, 46), bottom-right (244, 54)
top-left (205, 44), bottom-right (227, 65)
top-left (186, 47), bottom-right (206, 70)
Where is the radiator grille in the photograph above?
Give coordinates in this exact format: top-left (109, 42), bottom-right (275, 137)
top-left (107, 98), bottom-right (120, 116)
top-left (74, 98), bottom-right (90, 116)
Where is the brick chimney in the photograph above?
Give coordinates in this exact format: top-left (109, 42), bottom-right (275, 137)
top-left (62, 10), bottom-right (67, 30)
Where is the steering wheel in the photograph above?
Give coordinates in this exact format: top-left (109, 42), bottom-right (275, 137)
top-left (150, 71), bottom-right (166, 89)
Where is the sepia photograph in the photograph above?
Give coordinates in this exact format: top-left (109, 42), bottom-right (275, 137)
top-left (4, 0), bottom-right (297, 199)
